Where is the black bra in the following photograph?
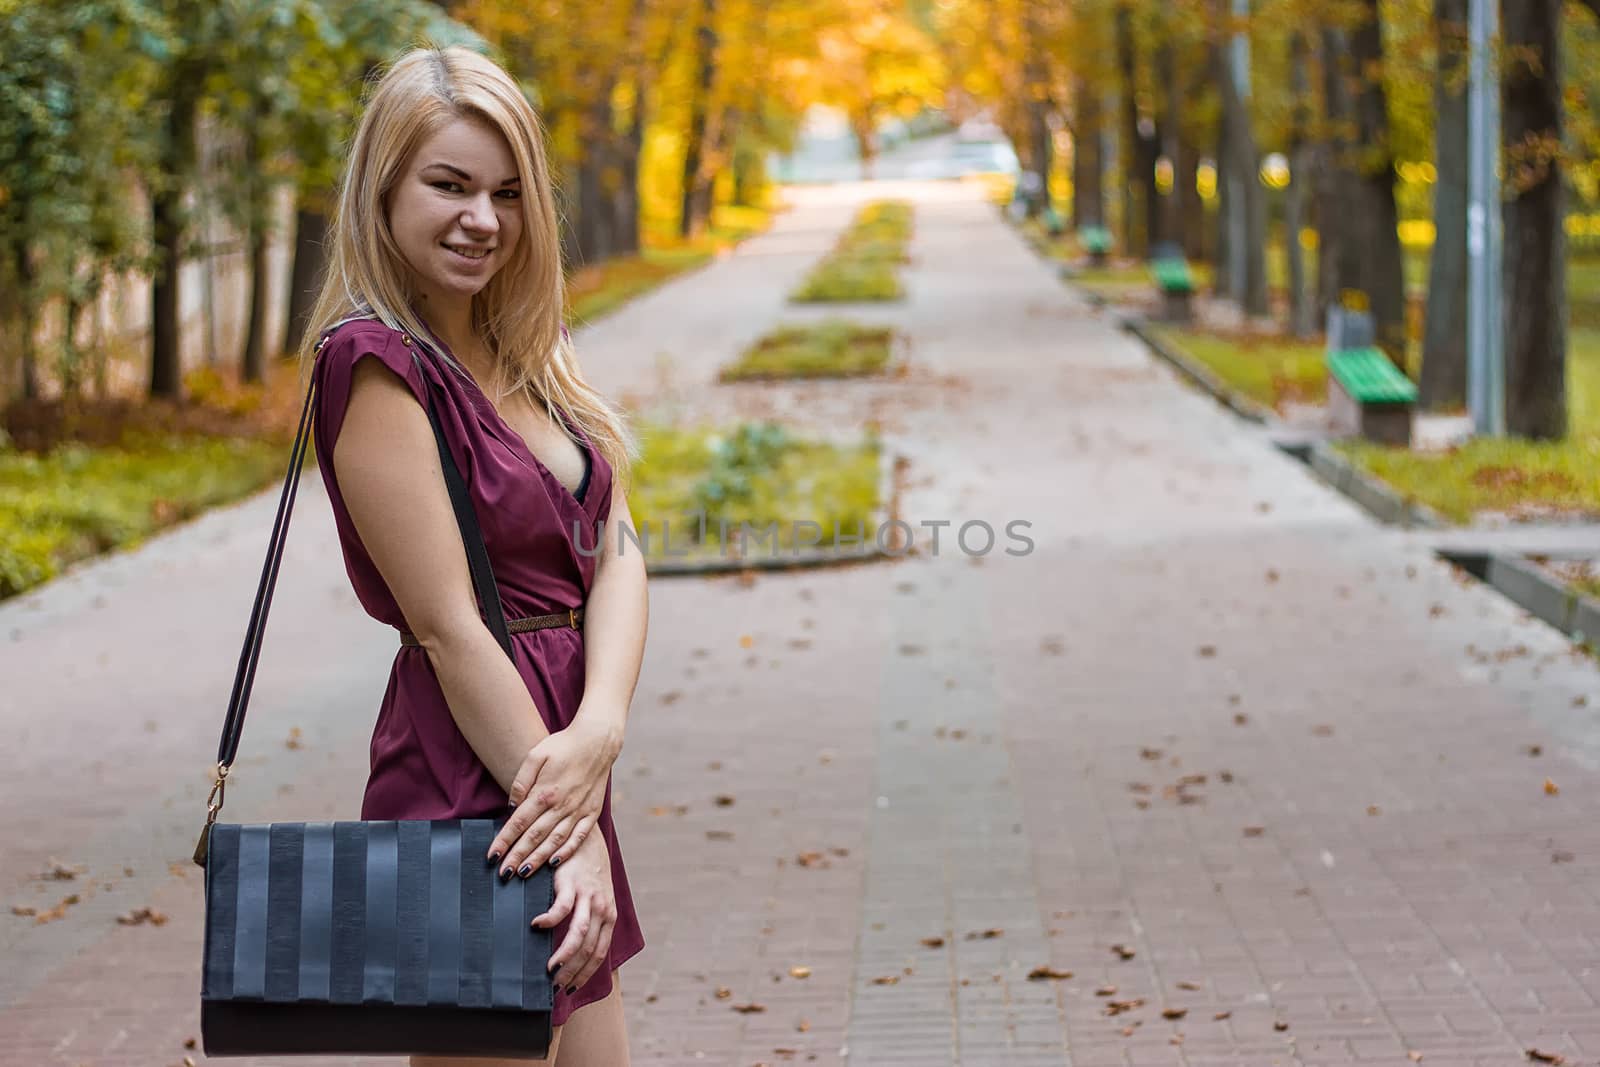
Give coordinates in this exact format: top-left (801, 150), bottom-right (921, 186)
top-left (573, 449), bottom-right (592, 504)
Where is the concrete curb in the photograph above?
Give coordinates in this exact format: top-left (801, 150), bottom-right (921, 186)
top-left (644, 445), bottom-right (905, 579)
top-left (1284, 440), bottom-right (1448, 530)
top-left (1439, 550), bottom-right (1600, 646)
top-left (1109, 311), bottom-right (1451, 532)
top-left (1117, 315), bottom-right (1273, 425)
top-left (1074, 281), bottom-right (1109, 310)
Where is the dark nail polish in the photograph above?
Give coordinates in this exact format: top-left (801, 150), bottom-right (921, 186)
top-left (565, 985), bottom-right (577, 996)
top-left (550, 856), bottom-right (561, 869)
top-left (518, 863), bottom-right (533, 878)
top-left (488, 851), bottom-right (502, 864)
top-left (500, 867), bottom-right (513, 881)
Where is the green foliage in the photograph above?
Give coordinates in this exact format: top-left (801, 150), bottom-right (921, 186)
top-left (0, 435), bottom-right (286, 599)
top-left (628, 421), bottom-right (883, 561)
top-left (690, 422), bottom-right (796, 511)
top-left (0, 1), bottom-right (166, 320)
top-left (721, 320), bottom-right (896, 381)
top-left (0, 0), bottom-right (484, 402)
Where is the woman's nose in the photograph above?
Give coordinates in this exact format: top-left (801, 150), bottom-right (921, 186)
top-left (460, 192), bottom-right (500, 234)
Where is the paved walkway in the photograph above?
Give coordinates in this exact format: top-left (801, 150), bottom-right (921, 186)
top-left (3, 182), bottom-right (1600, 1067)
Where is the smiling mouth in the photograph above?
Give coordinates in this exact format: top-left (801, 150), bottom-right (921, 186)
top-left (443, 243), bottom-right (493, 260)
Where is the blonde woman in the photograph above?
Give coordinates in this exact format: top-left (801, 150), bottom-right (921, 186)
top-left (299, 46), bottom-right (645, 1065)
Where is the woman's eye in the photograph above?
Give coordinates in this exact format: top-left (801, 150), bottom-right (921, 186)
top-left (432, 181), bottom-right (463, 193)
top-left (495, 189), bottom-right (521, 200)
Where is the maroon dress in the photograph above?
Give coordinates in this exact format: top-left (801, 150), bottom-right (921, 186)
top-left (311, 317), bottom-right (643, 1026)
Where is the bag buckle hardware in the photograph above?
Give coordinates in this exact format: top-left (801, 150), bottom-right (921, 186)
top-left (568, 608), bottom-right (578, 629)
top-left (192, 763), bottom-right (230, 867)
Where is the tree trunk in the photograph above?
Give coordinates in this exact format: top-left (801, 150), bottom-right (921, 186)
top-left (679, 0), bottom-right (718, 240)
top-left (609, 0), bottom-right (651, 257)
top-left (1177, 134), bottom-right (1204, 260)
top-left (242, 117), bottom-right (270, 383)
top-left (1347, 0), bottom-right (1408, 363)
top-left (1502, 0), bottom-right (1566, 439)
top-left (1141, 130), bottom-right (1164, 252)
top-left (1286, 31), bottom-right (1314, 337)
top-left (150, 190), bottom-right (185, 397)
top-left (1212, 12), bottom-right (1267, 316)
top-left (285, 203), bottom-right (327, 356)
top-left (613, 95), bottom-right (644, 255)
top-left (1028, 100), bottom-right (1052, 218)
top-left (575, 92), bottom-right (615, 264)
top-left (15, 244), bottom-right (38, 401)
top-left (693, 106), bottom-right (733, 226)
top-left (849, 107), bottom-right (878, 179)
top-left (62, 293), bottom-right (83, 399)
top-left (1213, 78), bottom-right (1232, 297)
top-left (1159, 43), bottom-right (1183, 252)
top-left (1318, 27), bottom-right (1359, 319)
top-left (1115, 3), bottom-right (1145, 257)
top-left (150, 79), bottom-right (200, 400)
top-left (1419, 0), bottom-right (1469, 409)
top-left (1072, 81), bottom-right (1104, 229)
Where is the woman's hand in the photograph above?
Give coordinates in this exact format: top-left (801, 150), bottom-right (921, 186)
top-left (489, 713), bottom-right (621, 878)
top-left (534, 831), bottom-right (617, 993)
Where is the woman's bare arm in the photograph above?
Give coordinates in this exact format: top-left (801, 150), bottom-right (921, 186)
top-left (571, 480), bottom-right (648, 749)
top-left (491, 461), bottom-right (650, 873)
top-left (332, 357), bottom-right (549, 792)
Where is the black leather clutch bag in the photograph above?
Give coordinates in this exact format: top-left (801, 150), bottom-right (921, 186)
top-left (195, 320), bottom-right (554, 1057)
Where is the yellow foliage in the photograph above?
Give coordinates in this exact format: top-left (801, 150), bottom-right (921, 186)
top-left (1397, 220), bottom-right (1435, 248)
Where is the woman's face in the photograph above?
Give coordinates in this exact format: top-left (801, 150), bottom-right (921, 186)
top-left (386, 117), bottom-right (524, 306)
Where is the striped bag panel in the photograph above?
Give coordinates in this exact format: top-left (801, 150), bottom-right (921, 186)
top-left (201, 820), bottom-right (554, 1012)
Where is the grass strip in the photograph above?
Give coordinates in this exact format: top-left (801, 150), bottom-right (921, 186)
top-left (720, 320), bottom-right (896, 382)
top-left (1146, 326), bottom-right (1328, 410)
top-left (628, 421), bottom-right (882, 564)
top-left (1337, 328), bottom-right (1600, 524)
top-left (0, 435), bottom-right (287, 599)
top-left (791, 201), bottom-right (912, 303)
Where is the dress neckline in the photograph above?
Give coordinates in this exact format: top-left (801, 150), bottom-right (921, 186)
top-left (418, 328), bottom-right (596, 513)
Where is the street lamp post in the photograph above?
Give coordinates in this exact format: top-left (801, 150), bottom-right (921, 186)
top-left (1467, 0), bottom-right (1505, 436)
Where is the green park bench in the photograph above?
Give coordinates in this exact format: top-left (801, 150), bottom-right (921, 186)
top-left (1150, 256), bottom-right (1195, 323)
top-left (1079, 225), bottom-right (1111, 266)
top-left (1326, 346), bottom-right (1417, 446)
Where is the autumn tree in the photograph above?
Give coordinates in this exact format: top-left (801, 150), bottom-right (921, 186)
top-left (1502, 0), bottom-right (1566, 439)
top-left (804, 0), bottom-right (945, 178)
top-left (0, 1), bottom-right (165, 402)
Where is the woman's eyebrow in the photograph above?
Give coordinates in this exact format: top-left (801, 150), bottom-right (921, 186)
top-left (423, 162), bottom-right (519, 185)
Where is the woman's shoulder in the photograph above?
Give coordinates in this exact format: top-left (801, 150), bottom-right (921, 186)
top-left (315, 316), bottom-right (425, 383)
top-left (317, 316), bottom-right (408, 357)
top-left (313, 317), bottom-right (430, 443)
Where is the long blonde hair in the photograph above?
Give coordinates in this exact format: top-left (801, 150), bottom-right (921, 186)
top-left (298, 45), bottom-right (632, 482)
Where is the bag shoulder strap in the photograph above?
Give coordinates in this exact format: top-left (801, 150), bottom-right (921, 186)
top-left (200, 320), bottom-right (513, 847)
top-left (412, 350), bottom-right (514, 656)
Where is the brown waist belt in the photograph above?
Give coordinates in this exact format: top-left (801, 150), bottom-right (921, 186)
top-left (399, 606), bottom-right (584, 648)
